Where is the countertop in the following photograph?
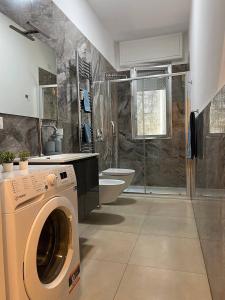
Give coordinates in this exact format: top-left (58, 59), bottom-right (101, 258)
top-left (27, 153), bottom-right (99, 163)
top-left (0, 164), bottom-right (70, 181)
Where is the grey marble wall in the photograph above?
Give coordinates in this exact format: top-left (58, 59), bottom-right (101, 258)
top-left (0, 113), bottom-right (39, 155)
top-left (0, 0), bottom-right (116, 169)
top-left (114, 69), bottom-right (186, 188)
top-left (193, 85), bottom-right (225, 300)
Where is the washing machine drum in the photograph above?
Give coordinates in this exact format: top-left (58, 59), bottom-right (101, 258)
top-left (24, 196), bottom-right (79, 300)
top-left (36, 208), bottom-right (70, 284)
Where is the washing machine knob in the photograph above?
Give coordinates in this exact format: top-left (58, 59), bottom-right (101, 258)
top-left (47, 174), bottom-right (57, 186)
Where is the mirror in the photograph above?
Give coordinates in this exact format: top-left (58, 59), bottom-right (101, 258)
top-left (0, 11), bottom-right (57, 118)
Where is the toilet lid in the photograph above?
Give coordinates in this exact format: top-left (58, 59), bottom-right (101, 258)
top-left (102, 168), bottom-right (135, 176)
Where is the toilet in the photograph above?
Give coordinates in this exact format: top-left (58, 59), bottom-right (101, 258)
top-left (99, 179), bottom-right (125, 204)
top-left (101, 168), bottom-right (135, 190)
top-left (98, 168), bottom-right (135, 204)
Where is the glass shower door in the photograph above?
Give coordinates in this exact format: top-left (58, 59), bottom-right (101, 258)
top-left (104, 71), bottom-right (188, 196)
top-left (111, 79), bottom-right (146, 194)
top-left (142, 74), bottom-right (187, 196)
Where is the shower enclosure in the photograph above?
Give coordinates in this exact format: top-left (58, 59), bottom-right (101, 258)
top-left (93, 67), bottom-right (189, 196)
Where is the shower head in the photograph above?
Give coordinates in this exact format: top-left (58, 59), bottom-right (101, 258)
top-left (9, 21), bottom-right (50, 41)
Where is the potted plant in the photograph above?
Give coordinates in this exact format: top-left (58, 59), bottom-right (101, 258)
top-left (18, 151), bottom-right (30, 170)
top-left (0, 151), bottom-right (16, 172)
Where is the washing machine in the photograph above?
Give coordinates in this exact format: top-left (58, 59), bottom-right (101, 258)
top-left (0, 165), bottom-right (80, 300)
top-left (0, 175), bottom-right (6, 300)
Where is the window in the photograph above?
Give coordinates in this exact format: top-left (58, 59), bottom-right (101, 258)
top-left (136, 89), bottom-right (167, 136)
top-left (209, 88), bottom-right (225, 134)
top-left (131, 66), bottom-right (172, 139)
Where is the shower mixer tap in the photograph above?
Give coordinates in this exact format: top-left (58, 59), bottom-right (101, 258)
top-left (111, 121), bottom-right (116, 136)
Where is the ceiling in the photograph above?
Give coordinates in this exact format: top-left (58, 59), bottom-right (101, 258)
top-left (87, 0), bottom-right (191, 41)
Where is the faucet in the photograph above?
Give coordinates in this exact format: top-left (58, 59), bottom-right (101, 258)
top-left (41, 124), bottom-right (58, 134)
top-left (38, 120), bottom-right (64, 156)
top-left (111, 121), bottom-right (116, 136)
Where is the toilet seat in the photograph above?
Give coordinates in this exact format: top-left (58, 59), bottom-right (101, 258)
top-left (102, 168), bottom-right (135, 176)
top-left (99, 179), bottom-right (125, 185)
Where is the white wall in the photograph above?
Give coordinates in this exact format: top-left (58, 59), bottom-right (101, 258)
top-left (119, 33), bottom-right (183, 67)
top-left (190, 0), bottom-right (225, 112)
top-left (0, 12), bottom-right (56, 118)
top-left (53, 0), bottom-right (116, 68)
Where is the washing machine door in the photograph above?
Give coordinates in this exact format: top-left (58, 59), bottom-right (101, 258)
top-left (24, 196), bottom-right (80, 300)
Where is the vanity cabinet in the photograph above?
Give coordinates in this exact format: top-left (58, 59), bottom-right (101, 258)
top-left (27, 155), bottom-right (99, 221)
top-left (69, 157), bottom-right (99, 220)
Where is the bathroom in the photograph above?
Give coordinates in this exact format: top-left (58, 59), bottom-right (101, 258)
top-left (0, 0), bottom-right (225, 299)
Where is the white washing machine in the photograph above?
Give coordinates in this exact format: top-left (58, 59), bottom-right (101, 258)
top-left (0, 178), bottom-right (6, 300)
top-left (0, 165), bottom-right (80, 300)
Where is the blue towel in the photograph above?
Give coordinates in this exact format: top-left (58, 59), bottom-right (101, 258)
top-left (83, 123), bottom-right (92, 144)
top-left (83, 89), bottom-right (91, 112)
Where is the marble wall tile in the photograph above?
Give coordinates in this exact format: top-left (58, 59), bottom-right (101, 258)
top-left (0, 113), bottom-right (39, 155)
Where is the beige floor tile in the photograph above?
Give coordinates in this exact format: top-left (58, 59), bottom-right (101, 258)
top-left (129, 235), bottom-right (206, 274)
top-left (80, 229), bottom-right (137, 263)
top-left (141, 215), bottom-right (198, 238)
top-left (195, 217), bottom-right (224, 241)
top-left (78, 196), bottom-right (211, 300)
top-left (78, 223), bottom-right (90, 235)
top-left (100, 196), bottom-right (152, 215)
top-left (78, 259), bottom-right (126, 300)
top-left (83, 211), bottom-right (145, 234)
top-left (192, 199), bottom-right (221, 219)
top-left (114, 265), bottom-right (212, 300)
top-left (148, 199), bottom-right (194, 218)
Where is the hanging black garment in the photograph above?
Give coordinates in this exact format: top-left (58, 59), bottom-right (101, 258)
top-left (190, 112), bottom-right (197, 159)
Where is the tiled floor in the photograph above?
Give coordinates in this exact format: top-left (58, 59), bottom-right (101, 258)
top-left (78, 194), bottom-right (212, 300)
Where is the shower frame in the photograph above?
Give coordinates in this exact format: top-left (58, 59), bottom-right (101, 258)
top-left (94, 71), bottom-right (191, 196)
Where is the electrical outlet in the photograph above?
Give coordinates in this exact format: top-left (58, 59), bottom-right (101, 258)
top-left (0, 117), bottom-right (3, 130)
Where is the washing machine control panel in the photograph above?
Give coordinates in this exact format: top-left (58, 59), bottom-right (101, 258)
top-left (2, 165), bottom-right (76, 212)
top-left (46, 173), bottom-right (57, 186)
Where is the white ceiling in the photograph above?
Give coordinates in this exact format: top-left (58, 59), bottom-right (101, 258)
top-left (86, 0), bottom-right (191, 41)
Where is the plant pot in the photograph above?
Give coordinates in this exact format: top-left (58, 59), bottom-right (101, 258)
top-left (19, 160), bottom-right (29, 170)
top-left (2, 163), bottom-right (13, 172)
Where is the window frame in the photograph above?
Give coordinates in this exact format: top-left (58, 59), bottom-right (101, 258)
top-left (131, 65), bottom-right (172, 140)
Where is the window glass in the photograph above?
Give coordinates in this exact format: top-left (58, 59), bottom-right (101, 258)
top-left (131, 67), bottom-right (171, 139)
top-left (136, 90), bottom-right (167, 136)
top-left (209, 88), bottom-right (225, 134)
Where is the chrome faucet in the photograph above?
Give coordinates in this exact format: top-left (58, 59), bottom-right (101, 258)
top-left (41, 124), bottom-right (58, 134)
top-left (38, 120), bottom-right (63, 156)
top-left (111, 121), bottom-right (116, 136)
